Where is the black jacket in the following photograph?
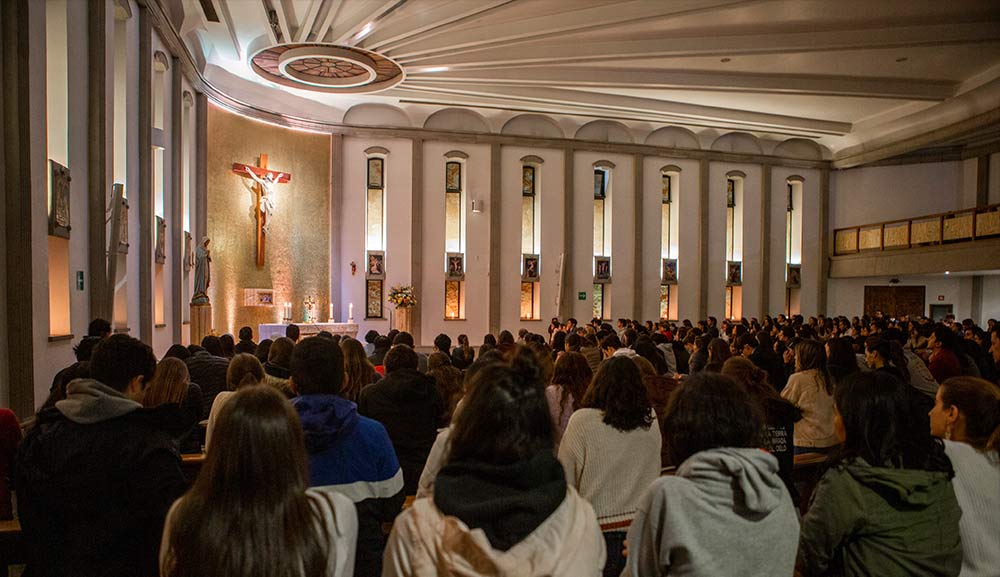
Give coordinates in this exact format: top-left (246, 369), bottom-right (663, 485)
top-left (358, 368), bottom-right (445, 495)
top-left (14, 389), bottom-right (186, 577)
top-left (185, 350), bottom-right (229, 419)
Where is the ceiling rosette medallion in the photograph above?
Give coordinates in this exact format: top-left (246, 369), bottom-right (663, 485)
top-left (250, 43), bottom-right (404, 94)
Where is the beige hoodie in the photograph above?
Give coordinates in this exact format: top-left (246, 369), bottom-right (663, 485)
top-left (384, 487), bottom-right (605, 577)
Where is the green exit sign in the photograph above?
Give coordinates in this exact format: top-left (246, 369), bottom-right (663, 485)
top-left (578, 292), bottom-right (586, 300)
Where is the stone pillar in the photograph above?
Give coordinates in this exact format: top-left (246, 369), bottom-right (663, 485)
top-left (410, 137), bottom-right (423, 344)
top-left (488, 143), bottom-right (502, 335)
top-left (138, 5), bottom-right (152, 344)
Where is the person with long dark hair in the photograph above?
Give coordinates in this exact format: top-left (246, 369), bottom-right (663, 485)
top-left (624, 372), bottom-right (799, 577)
top-left (160, 385), bottom-right (357, 577)
top-left (797, 371), bottom-right (962, 577)
top-left (385, 346), bottom-right (605, 576)
top-left (864, 336), bottom-right (909, 384)
top-left (929, 377), bottom-right (1000, 577)
top-left (559, 357), bottom-right (660, 577)
top-left (450, 333), bottom-right (475, 369)
top-left (546, 351), bottom-right (593, 441)
top-left (825, 337), bottom-right (860, 387)
top-left (341, 337), bottom-right (380, 403)
top-left (781, 339), bottom-right (839, 453)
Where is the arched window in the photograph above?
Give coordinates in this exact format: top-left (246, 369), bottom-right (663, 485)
top-left (660, 166), bottom-right (681, 320)
top-left (593, 161), bottom-right (614, 320)
top-left (725, 172), bottom-right (745, 320)
top-left (444, 152), bottom-right (467, 320)
top-left (520, 156), bottom-right (543, 320)
top-left (785, 176), bottom-right (804, 316)
top-left (365, 148), bottom-right (388, 319)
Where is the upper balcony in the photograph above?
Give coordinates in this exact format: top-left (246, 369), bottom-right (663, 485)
top-left (830, 203), bottom-right (1000, 278)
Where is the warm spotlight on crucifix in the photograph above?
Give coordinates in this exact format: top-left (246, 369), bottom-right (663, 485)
top-left (232, 154), bottom-right (291, 267)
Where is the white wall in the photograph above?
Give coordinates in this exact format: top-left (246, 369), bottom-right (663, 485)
top-left (830, 161), bottom-right (969, 229)
top-left (340, 137), bottom-right (412, 337)
top-left (499, 147), bottom-right (564, 334)
top-left (983, 276), bottom-right (1000, 324)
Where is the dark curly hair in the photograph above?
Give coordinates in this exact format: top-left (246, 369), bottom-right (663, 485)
top-left (662, 372), bottom-right (761, 466)
top-left (583, 356), bottom-right (654, 432)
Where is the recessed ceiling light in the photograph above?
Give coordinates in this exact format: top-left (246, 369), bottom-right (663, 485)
top-left (945, 271), bottom-right (951, 275)
top-left (720, 58), bottom-right (731, 63)
top-left (895, 57), bottom-right (908, 63)
top-left (419, 67), bottom-right (449, 73)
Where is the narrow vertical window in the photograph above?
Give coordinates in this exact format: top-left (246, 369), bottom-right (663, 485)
top-left (365, 155), bottom-right (385, 318)
top-left (152, 55), bottom-right (169, 328)
top-left (444, 159), bottom-right (465, 319)
top-left (181, 92), bottom-right (193, 323)
top-left (520, 163), bottom-right (540, 320)
top-left (725, 175), bottom-right (744, 320)
top-left (46, 0), bottom-right (71, 337)
top-left (112, 14), bottom-right (130, 331)
top-left (593, 165), bottom-right (612, 320)
top-left (660, 169), bottom-right (679, 320)
top-left (785, 178), bottom-right (803, 316)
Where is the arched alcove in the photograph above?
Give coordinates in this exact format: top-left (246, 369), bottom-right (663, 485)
top-left (423, 108), bottom-right (491, 133)
top-left (575, 120), bottom-right (634, 143)
top-left (711, 132), bottom-right (763, 155)
top-left (344, 103), bottom-right (411, 127)
top-left (773, 138), bottom-right (826, 160)
top-left (645, 126), bottom-right (701, 149)
top-left (500, 114), bottom-right (564, 139)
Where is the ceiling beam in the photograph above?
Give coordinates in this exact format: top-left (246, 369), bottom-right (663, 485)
top-left (408, 66), bottom-right (956, 101)
top-left (364, 0), bottom-right (514, 52)
top-left (396, 21), bottom-right (1000, 67)
top-left (312, 0), bottom-right (343, 43)
top-left (331, 0), bottom-right (406, 46)
top-left (385, 0), bottom-right (758, 59)
top-left (399, 82), bottom-right (851, 135)
top-left (295, 0), bottom-right (323, 43)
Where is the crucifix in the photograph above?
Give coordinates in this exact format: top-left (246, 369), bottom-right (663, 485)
top-left (232, 154), bottom-right (291, 267)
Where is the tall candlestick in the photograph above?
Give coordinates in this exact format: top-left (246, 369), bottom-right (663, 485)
top-left (349, 302), bottom-right (354, 321)
top-left (329, 303), bottom-right (334, 322)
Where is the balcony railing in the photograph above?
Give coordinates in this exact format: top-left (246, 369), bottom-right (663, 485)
top-left (834, 203), bottom-right (1000, 256)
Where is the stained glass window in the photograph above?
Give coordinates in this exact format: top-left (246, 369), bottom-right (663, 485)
top-left (444, 158), bottom-right (465, 319)
top-left (366, 280), bottom-right (383, 319)
top-left (521, 164), bottom-right (540, 319)
top-left (445, 281), bottom-right (461, 319)
top-left (365, 155), bottom-right (386, 318)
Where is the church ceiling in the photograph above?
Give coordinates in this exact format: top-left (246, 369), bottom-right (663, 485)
top-left (159, 0), bottom-right (1000, 161)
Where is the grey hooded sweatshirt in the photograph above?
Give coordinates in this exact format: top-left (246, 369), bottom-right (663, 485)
top-left (624, 447), bottom-right (800, 577)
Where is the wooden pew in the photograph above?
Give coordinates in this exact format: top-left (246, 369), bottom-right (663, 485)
top-left (0, 518), bottom-right (25, 576)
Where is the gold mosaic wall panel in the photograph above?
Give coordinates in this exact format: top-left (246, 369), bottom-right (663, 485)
top-left (859, 227), bottom-right (882, 251)
top-left (943, 214), bottom-right (973, 241)
top-left (207, 105), bottom-right (331, 335)
top-left (883, 224), bottom-right (909, 248)
top-left (911, 220), bottom-right (940, 244)
top-left (976, 211), bottom-right (1000, 237)
top-left (835, 229), bottom-right (857, 254)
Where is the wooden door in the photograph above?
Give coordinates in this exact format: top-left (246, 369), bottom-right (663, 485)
top-left (864, 286), bottom-right (926, 318)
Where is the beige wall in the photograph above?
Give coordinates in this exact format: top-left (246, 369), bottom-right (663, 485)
top-left (207, 105), bottom-right (331, 338)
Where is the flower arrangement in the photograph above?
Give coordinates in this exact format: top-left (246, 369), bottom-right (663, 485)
top-left (388, 285), bottom-right (417, 309)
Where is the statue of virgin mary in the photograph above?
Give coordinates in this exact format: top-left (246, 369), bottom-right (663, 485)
top-left (192, 237), bottom-right (211, 304)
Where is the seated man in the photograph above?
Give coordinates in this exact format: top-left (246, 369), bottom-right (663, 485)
top-left (359, 344), bottom-right (445, 495)
top-left (15, 334), bottom-right (186, 577)
top-left (290, 337), bottom-right (404, 577)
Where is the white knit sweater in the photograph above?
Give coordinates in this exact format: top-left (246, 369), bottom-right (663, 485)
top-left (943, 440), bottom-right (1000, 577)
top-left (558, 408), bottom-right (661, 528)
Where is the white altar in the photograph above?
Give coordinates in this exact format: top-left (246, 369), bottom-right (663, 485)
top-left (258, 322), bottom-right (359, 341)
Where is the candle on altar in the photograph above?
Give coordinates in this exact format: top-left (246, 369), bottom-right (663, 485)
top-left (329, 303), bottom-right (334, 322)
top-left (349, 302), bottom-right (354, 320)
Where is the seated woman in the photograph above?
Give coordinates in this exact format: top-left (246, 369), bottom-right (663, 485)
top-left (797, 371), bottom-right (962, 577)
top-left (160, 385), bottom-right (357, 577)
top-left (385, 346), bottom-right (605, 576)
top-left (143, 357), bottom-right (203, 453)
top-left (546, 351), bottom-right (593, 442)
top-left (205, 353), bottom-right (264, 450)
top-left (559, 356), bottom-right (660, 577)
top-left (624, 372), bottom-right (799, 577)
top-left (929, 377), bottom-right (1000, 577)
top-left (781, 339), bottom-right (839, 454)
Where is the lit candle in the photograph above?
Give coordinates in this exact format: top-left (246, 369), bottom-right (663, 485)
top-left (329, 303), bottom-right (334, 322)
top-left (349, 302), bottom-right (354, 320)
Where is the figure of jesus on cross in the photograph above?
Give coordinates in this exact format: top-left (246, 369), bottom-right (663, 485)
top-left (232, 154), bottom-right (291, 267)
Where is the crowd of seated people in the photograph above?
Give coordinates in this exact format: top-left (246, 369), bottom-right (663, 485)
top-left (4, 312), bottom-right (999, 577)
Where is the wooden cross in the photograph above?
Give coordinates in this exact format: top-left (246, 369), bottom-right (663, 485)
top-left (232, 154), bottom-right (291, 267)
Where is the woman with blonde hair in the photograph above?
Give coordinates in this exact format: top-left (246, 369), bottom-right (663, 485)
top-left (206, 353), bottom-right (265, 450)
top-left (929, 377), bottom-right (1000, 577)
top-left (340, 337), bottom-right (379, 403)
top-left (144, 357), bottom-right (203, 453)
top-left (161, 385), bottom-right (357, 577)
